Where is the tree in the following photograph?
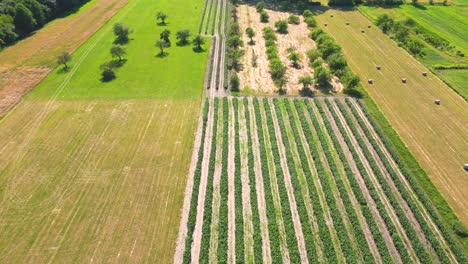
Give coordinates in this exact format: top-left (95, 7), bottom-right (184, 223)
top-left (269, 58), bottom-right (287, 81)
top-left (288, 15), bottom-right (300, 25)
top-left (228, 35), bottom-right (243, 49)
top-left (256, 1), bottom-right (265, 13)
top-left (100, 63), bottom-right (116, 82)
top-left (14, 4), bottom-right (37, 35)
top-left (0, 23), bottom-right (18, 47)
top-left (299, 76), bottom-right (313, 90)
top-left (260, 11), bottom-right (269, 23)
top-left (57, 52), bottom-right (72, 68)
top-left (160, 29), bottom-right (171, 43)
top-left (245, 27), bottom-right (255, 44)
top-left (307, 49), bottom-right (321, 64)
top-left (192, 35), bottom-right (205, 51)
top-left (110, 45), bottom-right (126, 61)
top-left (156, 12), bottom-right (168, 25)
top-left (305, 17), bottom-right (317, 28)
top-left (314, 66), bottom-right (331, 88)
top-left (176, 29), bottom-right (190, 45)
top-left (230, 73), bottom-right (240, 92)
top-left (288, 52), bottom-right (302, 68)
top-left (156, 40), bottom-right (170, 55)
top-left (327, 53), bottom-right (347, 72)
top-left (303, 10), bottom-right (313, 19)
top-left (275, 20), bottom-right (288, 34)
top-left (113, 23), bottom-right (131, 42)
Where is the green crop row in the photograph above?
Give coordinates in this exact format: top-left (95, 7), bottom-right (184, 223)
top-left (198, 0), bottom-right (210, 33)
top-left (333, 99), bottom-right (433, 263)
top-left (242, 98), bottom-right (263, 263)
top-left (252, 97), bottom-right (282, 263)
top-left (183, 100), bottom-right (211, 264)
top-left (217, 97), bottom-right (230, 263)
top-left (205, 0), bottom-right (214, 35)
top-left (262, 98), bottom-right (301, 263)
top-left (313, 99), bottom-right (394, 263)
top-left (354, 99), bottom-right (467, 263)
top-left (345, 99), bottom-right (454, 263)
top-left (291, 100), bottom-right (338, 263)
top-left (273, 99), bottom-right (319, 263)
top-left (322, 99), bottom-right (414, 263)
top-left (299, 99), bottom-right (375, 263)
top-left (199, 98), bottom-right (221, 263)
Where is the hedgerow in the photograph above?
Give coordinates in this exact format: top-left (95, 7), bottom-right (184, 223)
top-left (182, 100), bottom-right (211, 264)
top-left (243, 98), bottom-right (263, 263)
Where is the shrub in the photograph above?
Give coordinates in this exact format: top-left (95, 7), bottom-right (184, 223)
top-left (304, 17), bottom-right (317, 28)
top-left (306, 49), bottom-right (321, 64)
top-left (274, 20), bottom-right (288, 34)
top-left (230, 73), bottom-right (240, 91)
top-left (256, 1), bottom-right (265, 12)
top-left (101, 67), bottom-right (116, 82)
top-left (288, 14), bottom-right (300, 25)
top-left (260, 11), bottom-right (269, 23)
top-left (303, 10), bottom-right (313, 18)
top-left (327, 53), bottom-right (347, 72)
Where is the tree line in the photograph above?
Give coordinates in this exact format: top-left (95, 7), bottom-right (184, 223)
top-left (0, 0), bottom-right (90, 48)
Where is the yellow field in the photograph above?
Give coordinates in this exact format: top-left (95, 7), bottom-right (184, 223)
top-left (315, 9), bottom-right (468, 224)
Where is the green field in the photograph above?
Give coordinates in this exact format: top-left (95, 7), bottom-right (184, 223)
top-left (0, 0), bottom-right (208, 262)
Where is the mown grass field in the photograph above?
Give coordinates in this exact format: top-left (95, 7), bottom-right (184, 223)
top-left (0, 0), bottom-right (208, 262)
top-left (314, 9), bottom-right (468, 228)
top-left (175, 96), bottom-right (465, 263)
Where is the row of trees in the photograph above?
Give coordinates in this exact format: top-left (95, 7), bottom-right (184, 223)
top-left (0, 0), bottom-right (90, 47)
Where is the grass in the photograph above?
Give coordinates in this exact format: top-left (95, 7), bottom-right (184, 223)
top-left (0, 0), bottom-right (208, 262)
top-left (314, 7), bottom-right (468, 246)
top-left (435, 69), bottom-right (468, 100)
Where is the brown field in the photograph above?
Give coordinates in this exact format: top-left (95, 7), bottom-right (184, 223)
top-left (0, 0), bottom-right (129, 116)
top-left (315, 9), bottom-right (468, 224)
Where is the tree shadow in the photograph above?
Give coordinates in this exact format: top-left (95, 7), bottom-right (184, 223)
top-left (176, 40), bottom-right (191, 47)
top-left (344, 88), bottom-right (363, 98)
top-left (299, 88), bottom-right (315, 97)
top-left (155, 52), bottom-right (169, 58)
top-left (113, 37), bottom-right (131, 45)
top-left (157, 22), bottom-right (168, 26)
top-left (193, 46), bottom-right (205, 53)
top-left (108, 59), bottom-right (127, 68)
top-left (248, 40), bottom-right (256, 45)
top-left (57, 66), bottom-right (71, 74)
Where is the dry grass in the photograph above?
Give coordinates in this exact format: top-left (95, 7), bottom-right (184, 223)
top-left (316, 9), bottom-right (468, 224)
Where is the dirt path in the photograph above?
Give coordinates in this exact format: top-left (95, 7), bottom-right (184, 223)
top-left (247, 98), bottom-right (272, 263)
top-left (227, 98), bottom-right (236, 263)
top-left (190, 99), bottom-right (217, 263)
top-left (347, 99), bottom-right (458, 262)
top-left (268, 99), bottom-right (309, 264)
top-left (328, 100), bottom-right (420, 263)
top-left (173, 100), bottom-right (210, 263)
top-left (238, 101), bottom-right (254, 262)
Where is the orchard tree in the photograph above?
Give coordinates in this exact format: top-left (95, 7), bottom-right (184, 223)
top-left (314, 66), bottom-right (331, 88)
top-left (299, 75), bottom-right (313, 90)
top-left (260, 11), bottom-right (269, 23)
top-left (160, 29), bottom-right (171, 43)
top-left (192, 35), bottom-right (205, 51)
top-left (288, 51), bottom-right (302, 68)
top-left (156, 12), bottom-right (167, 25)
top-left (156, 40), bottom-right (170, 55)
top-left (275, 20), bottom-right (288, 34)
top-left (256, 1), bottom-right (265, 12)
top-left (113, 23), bottom-right (131, 42)
top-left (245, 27), bottom-right (255, 44)
top-left (110, 45), bottom-right (126, 61)
top-left (230, 73), bottom-right (240, 92)
top-left (176, 29), bottom-right (191, 45)
top-left (57, 52), bottom-right (72, 69)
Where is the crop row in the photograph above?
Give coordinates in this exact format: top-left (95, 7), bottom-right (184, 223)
top-left (313, 99), bottom-right (394, 263)
top-left (354, 99), bottom-right (467, 263)
top-left (298, 99), bottom-right (376, 263)
top-left (345, 99), bottom-right (454, 263)
top-left (199, 98), bottom-right (221, 262)
top-left (242, 98), bottom-right (263, 263)
top-left (272, 99), bottom-right (319, 262)
top-left (291, 100), bottom-right (338, 263)
top-left (182, 100), bottom-right (211, 264)
top-left (252, 97), bottom-right (282, 262)
top-left (204, 0), bottom-right (215, 35)
top-left (261, 98), bottom-right (301, 263)
top-left (198, 0), bottom-right (211, 34)
top-left (323, 99), bottom-right (415, 263)
top-left (211, 0), bottom-right (219, 35)
top-left (217, 98), bottom-right (230, 263)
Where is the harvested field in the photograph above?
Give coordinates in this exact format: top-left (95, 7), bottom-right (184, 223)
top-left (175, 96), bottom-right (465, 263)
top-left (315, 9), bottom-right (468, 225)
top-left (238, 5), bottom-right (342, 95)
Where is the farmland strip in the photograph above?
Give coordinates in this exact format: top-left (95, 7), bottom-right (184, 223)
top-left (231, 98), bottom-right (243, 263)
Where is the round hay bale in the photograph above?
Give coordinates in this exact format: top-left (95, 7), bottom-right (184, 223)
top-left (324, 23), bottom-right (328, 26)
top-left (368, 25), bottom-right (372, 28)
top-left (330, 14), bottom-right (334, 18)
top-left (346, 22), bottom-right (350, 25)
top-left (401, 78), bottom-right (407, 83)
top-left (435, 99), bottom-right (441, 105)
top-left (368, 79), bottom-right (373, 84)
top-left (464, 164), bottom-right (468, 171)
top-left (422, 72), bottom-right (428, 76)
top-left (361, 29), bottom-right (365, 33)
top-left (376, 65), bottom-right (381, 70)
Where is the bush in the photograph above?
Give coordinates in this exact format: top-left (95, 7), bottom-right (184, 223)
top-left (269, 58), bottom-right (287, 80)
top-left (274, 20), bottom-right (288, 34)
top-left (314, 66), bottom-right (331, 88)
top-left (327, 53), bottom-right (347, 72)
top-left (256, 1), bottom-right (265, 12)
top-left (307, 49), bottom-right (321, 64)
top-left (230, 73), bottom-right (240, 91)
top-left (101, 68), bottom-right (116, 82)
top-left (260, 11), bottom-right (269, 23)
top-left (310, 28), bottom-right (323, 40)
top-left (304, 17), bottom-right (317, 28)
top-left (303, 10), bottom-right (313, 18)
top-left (288, 15), bottom-right (300, 25)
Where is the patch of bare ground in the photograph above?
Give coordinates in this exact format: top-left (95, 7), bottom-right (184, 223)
top-left (238, 101), bottom-right (254, 261)
top-left (328, 100), bottom-right (420, 263)
top-left (341, 100), bottom-right (439, 260)
top-left (238, 5), bottom-right (343, 95)
top-left (227, 98), bottom-right (236, 263)
top-left (247, 98), bottom-right (272, 263)
top-left (268, 99), bottom-right (308, 263)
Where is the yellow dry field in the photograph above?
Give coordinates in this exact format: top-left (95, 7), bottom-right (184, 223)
top-left (0, 98), bottom-right (200, 262)
top-left (316, 9), bottom-right (468, 224)
top-left (0, 0), bottom-right (129, 116)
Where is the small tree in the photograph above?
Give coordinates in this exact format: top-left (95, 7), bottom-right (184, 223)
top-left (256, 1), bottom-right (265, 12)
top-left (275, 20), bottom-right (288, 34)
top-left (303, 10), bottom-right (313, 19)
top-left (193, 35), bottom-right (205, 51)
top-left (314, 66), bottom-right (331, 88)
top-left (299, 75), bottom-right (313, 90)
top-left (160, 29), bottom-right (171, 43)
top-left (288, 52), bottom-right (302, 68)
top-left (288, 15), bottom-right (300, 25)
top-left (245, 27), bottom-right (255, 44)
top-left (57, 52), bottom-right (71, 69)
top-left (176, 29), bottom-right (191, 45)
top-left (100, 63), bottom-right (116, 82)
top-left (156, 12), bottom-right (167, 25)
top-left (110, 45), bottom-right (126, 61)
top-left (306, 49), bottom-right (321, 64)
top-left (113, 23), bottom-right (131, 42)
top-left (230, 73), bottom-right (240, 92)
top-left (260, 11), bottom-right (269, 23)
top-left (305, 17), bottom-right (317, 28)
top-left (156, 40), bottom-right (170, 55)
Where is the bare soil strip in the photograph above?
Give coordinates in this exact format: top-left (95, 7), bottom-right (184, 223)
top-left (320, 100), bottom-right (402, 263)
top-left (238, 101), bottom-right (255, 262)
top-left (227, 98), bottom-right (236, 263)
top-left (268, 99), bottom-right (309, 264)
top-left (329, 100), bottom-right (420, 263)
top-left (348, 99), bottom-right (459, 262)
top-left (247, 98), bottom-right (272, 263)
top-left (174, 100), bottom-right (209, 263)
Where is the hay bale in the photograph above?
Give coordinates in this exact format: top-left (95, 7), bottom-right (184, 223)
top-left (376, 65), bottom-right (381, 70)
top-left (422, 72), bottom-right (428, 76)
top-left (464, 164), bottom-right (468, 171)
top-left (324, 23), bottom-right (328, 26)
top-left (368, 79), bottom-right (373, 84)
top-left (435, 99), bottom-right (441, 105)
top-left (361, 29), bottom-right (365, 33)
top-left (401, 78), bottom-right (407, 83)
top-left (368, 25), bottom-right (371, 28)
top-left (330, 14), bottom-right (334, 18)
top-left (346, 22), bottom-right (350, 25)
